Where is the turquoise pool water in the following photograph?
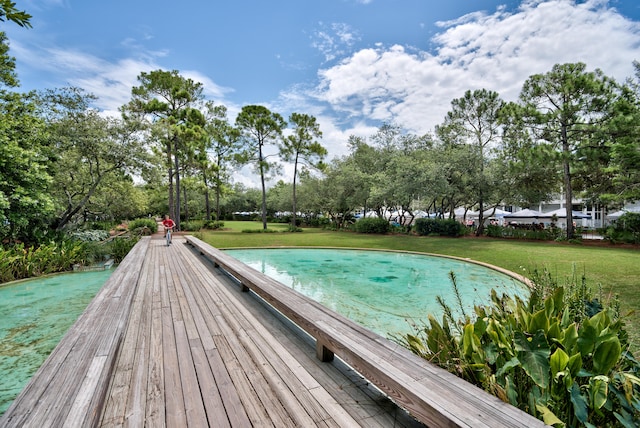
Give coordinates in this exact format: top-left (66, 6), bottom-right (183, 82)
top-left (226, 248), bottom-right (529, 337)
top-left (0, 269), bottom-right (113, 415)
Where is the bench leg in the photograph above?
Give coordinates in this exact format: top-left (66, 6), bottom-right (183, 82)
top-left (316, 340), bottom-right (334, 362)
top-left (240, 283), bottom-right (250, 292)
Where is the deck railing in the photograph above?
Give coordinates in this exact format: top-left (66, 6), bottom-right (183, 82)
top-left (185, 236), bottom-right (547, 428)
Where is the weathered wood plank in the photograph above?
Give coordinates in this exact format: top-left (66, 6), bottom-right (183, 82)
top-left (142, 250), bottom-right (165, 428)
top-left (100, 242), bottom-right (155, 426)
top-left (0, 237), bottom-right (150, 428)
top-left (197, 259), bottom-right (358, 427)
top-left (185, 235), bottom-right (547, 428)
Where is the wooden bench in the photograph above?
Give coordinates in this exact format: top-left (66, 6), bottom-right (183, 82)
top-left (185, 236), bottom-right (547, 428)
top-left (0, 237), bottom-right (151, 428)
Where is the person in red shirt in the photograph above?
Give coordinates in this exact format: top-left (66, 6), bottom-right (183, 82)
top-left (162, 215), bottom-right (175, 237)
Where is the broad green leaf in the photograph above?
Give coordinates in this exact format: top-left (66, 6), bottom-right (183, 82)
top-left (570, 382), bottom-right (589, 423)
top-left (561, 306), bottom-right (572, 328)
top-left (529, 308), bottom-right (550, 334)
top-left (550, 348), bottom-right (569, 376)
top-left (515, 331), bottom-right (550, 387)
top-left (496, 356), bottom-right (521, 378)
top-left (589, 375), bottom-right (609, 409)
top-left (590, 310), bottom-right (610, 332)
top-left (473, 316), bottom-right (488, 336)
top-left (535, 404), bottom-right (565, 426)
top-left (613, 410), bottom-right (638, 428)
top-left (562, 323), bottom-right (579, 353)
top-left (505, 374), bottom-right (519, 406)
top-left (551, 287), bottom-right (564, 314)
top-left (593, 338), bottom-right (621, 374)
top-left (547, 321), bottom-right (561, 342)
top-left (544, 293), bottom-right (555, 319)
top-left (567, 353), bottom-right (583, 377)
top-left (578, 321), bottom-right (598, 355)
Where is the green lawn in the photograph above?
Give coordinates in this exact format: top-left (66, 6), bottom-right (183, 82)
top-left (196, 221), bottom-right (640, 351)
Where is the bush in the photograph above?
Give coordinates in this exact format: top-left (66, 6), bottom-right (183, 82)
top-left (203, 220), bottom-right (224, 230)
top-left (242, 228), bottom-right (277, 233)
top-left (108, 236), bottom-right (140, 263)
top-left (397, 269), bottom-right (640, 427)
top-left (127, 218), bottom-right (158, 236)
top-left (414, 218), bottom-right (464, 237)
top-left (181, 220), bottom-right (203, 231)
top-left (605, 212), bottom-right (640, 244)
top-left (354, 218), bottom-right (390, 234)
top-left (486, 225), bottom-right (558, 241)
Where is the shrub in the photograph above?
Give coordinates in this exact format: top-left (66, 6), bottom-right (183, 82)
top-left (414, 218), bottom-right (464, 237)
top-left (486, 225), bottom-right (558, 241)
top-left (397, 269), bottom-right (640, 427)
top-left (203, 220), bottom-right (224, 230)
top-left (354, 218), bottom-right (390, 234)
top-left (108, 236), bottom-right (140, 263)
top-left (181, 220), bottom-right (203, 231)
top-left (127, 218), bottom-right (158, 236)
top-left (85, 221), bottom-right (117, 231)
top-left (605, 212), bottom-right (640, 244)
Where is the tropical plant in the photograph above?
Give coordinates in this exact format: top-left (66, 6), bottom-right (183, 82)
top-left (0, 240), bottom-right (88, 283)
top-left (397, 270), bottom-right (640, 427)
top-left (107, 236), bottom-right (140, 263)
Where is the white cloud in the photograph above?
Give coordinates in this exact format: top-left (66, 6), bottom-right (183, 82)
top-left (313, 0), bottom-right (640, 135)
top-left (311, 22), bottom-right (360, 62)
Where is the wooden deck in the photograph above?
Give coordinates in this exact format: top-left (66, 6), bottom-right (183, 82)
top-left (1, 235), bottom-right (424, 427)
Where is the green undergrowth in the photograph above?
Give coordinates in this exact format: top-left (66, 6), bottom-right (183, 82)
top-left (395, 269), bottom-right (640, 427)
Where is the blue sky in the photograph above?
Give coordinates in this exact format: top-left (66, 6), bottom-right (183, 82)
top-left (4, 0), bottom-right (640, 186)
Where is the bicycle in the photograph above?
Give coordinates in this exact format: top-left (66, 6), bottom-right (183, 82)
top-left (165, 227), bottom-right (172, 246)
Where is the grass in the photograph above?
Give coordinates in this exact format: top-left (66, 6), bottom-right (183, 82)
top-left (196, 221), bottom-right (640, 352)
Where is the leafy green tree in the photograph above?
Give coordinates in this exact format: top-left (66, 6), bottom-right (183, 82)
top-left (266, 180), bottom-right (293, 216)
top-left (235, 105), bottom-right (286, 229)
top-left (87, 176), bottom-right (149, 222)
top-left (204, 103), bottom-right (240, 221)
top-left (280, 113), bottom-right (326, 228)
top-left (221, 183), bottom-right (261, 218)
top-left (42, 87), bottom-right (147, 230)
top-left (316, 160), bottom-right (363, 229)
top-left (0, 0), bottom-right (31, 28)
top-left (499, 103), bottom-right (560, 207)
top-left (600, 61), bottom-right (640, 205)
top-left (436, 89), bottom-right (506, 235)
top-left (0, 92), bottom-right (53, 242)
top-left (517, 63), bottom-right (617, 239)
top-left (0, 31), bottom-right (18, 88)
top-left (125, 69), bottom-right (205, 230)
top-left (431, 141), bottom-right (477, 218)
top-left (343, 135), bottom-right (380, 217)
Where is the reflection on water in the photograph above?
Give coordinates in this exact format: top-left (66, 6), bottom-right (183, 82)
top-left (0, 270), bottom-right (112, 415)
top-left (226, 248), bottom-right (529, 337)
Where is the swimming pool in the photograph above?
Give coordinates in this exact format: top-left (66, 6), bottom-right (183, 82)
top-left (225, 248), bottom-right (529, 337)
top-left (0, 269), bottom-right (113, 415)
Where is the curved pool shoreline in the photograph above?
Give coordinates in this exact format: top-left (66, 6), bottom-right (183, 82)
top-left (223, 246), bottom-right (531, 338)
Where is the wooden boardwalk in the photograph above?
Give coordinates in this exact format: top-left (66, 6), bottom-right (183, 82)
top-left (1, 235), bottom-right (423, 427)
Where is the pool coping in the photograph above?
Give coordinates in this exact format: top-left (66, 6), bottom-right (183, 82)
top-left (218, 246), bottom-right (534, 289)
